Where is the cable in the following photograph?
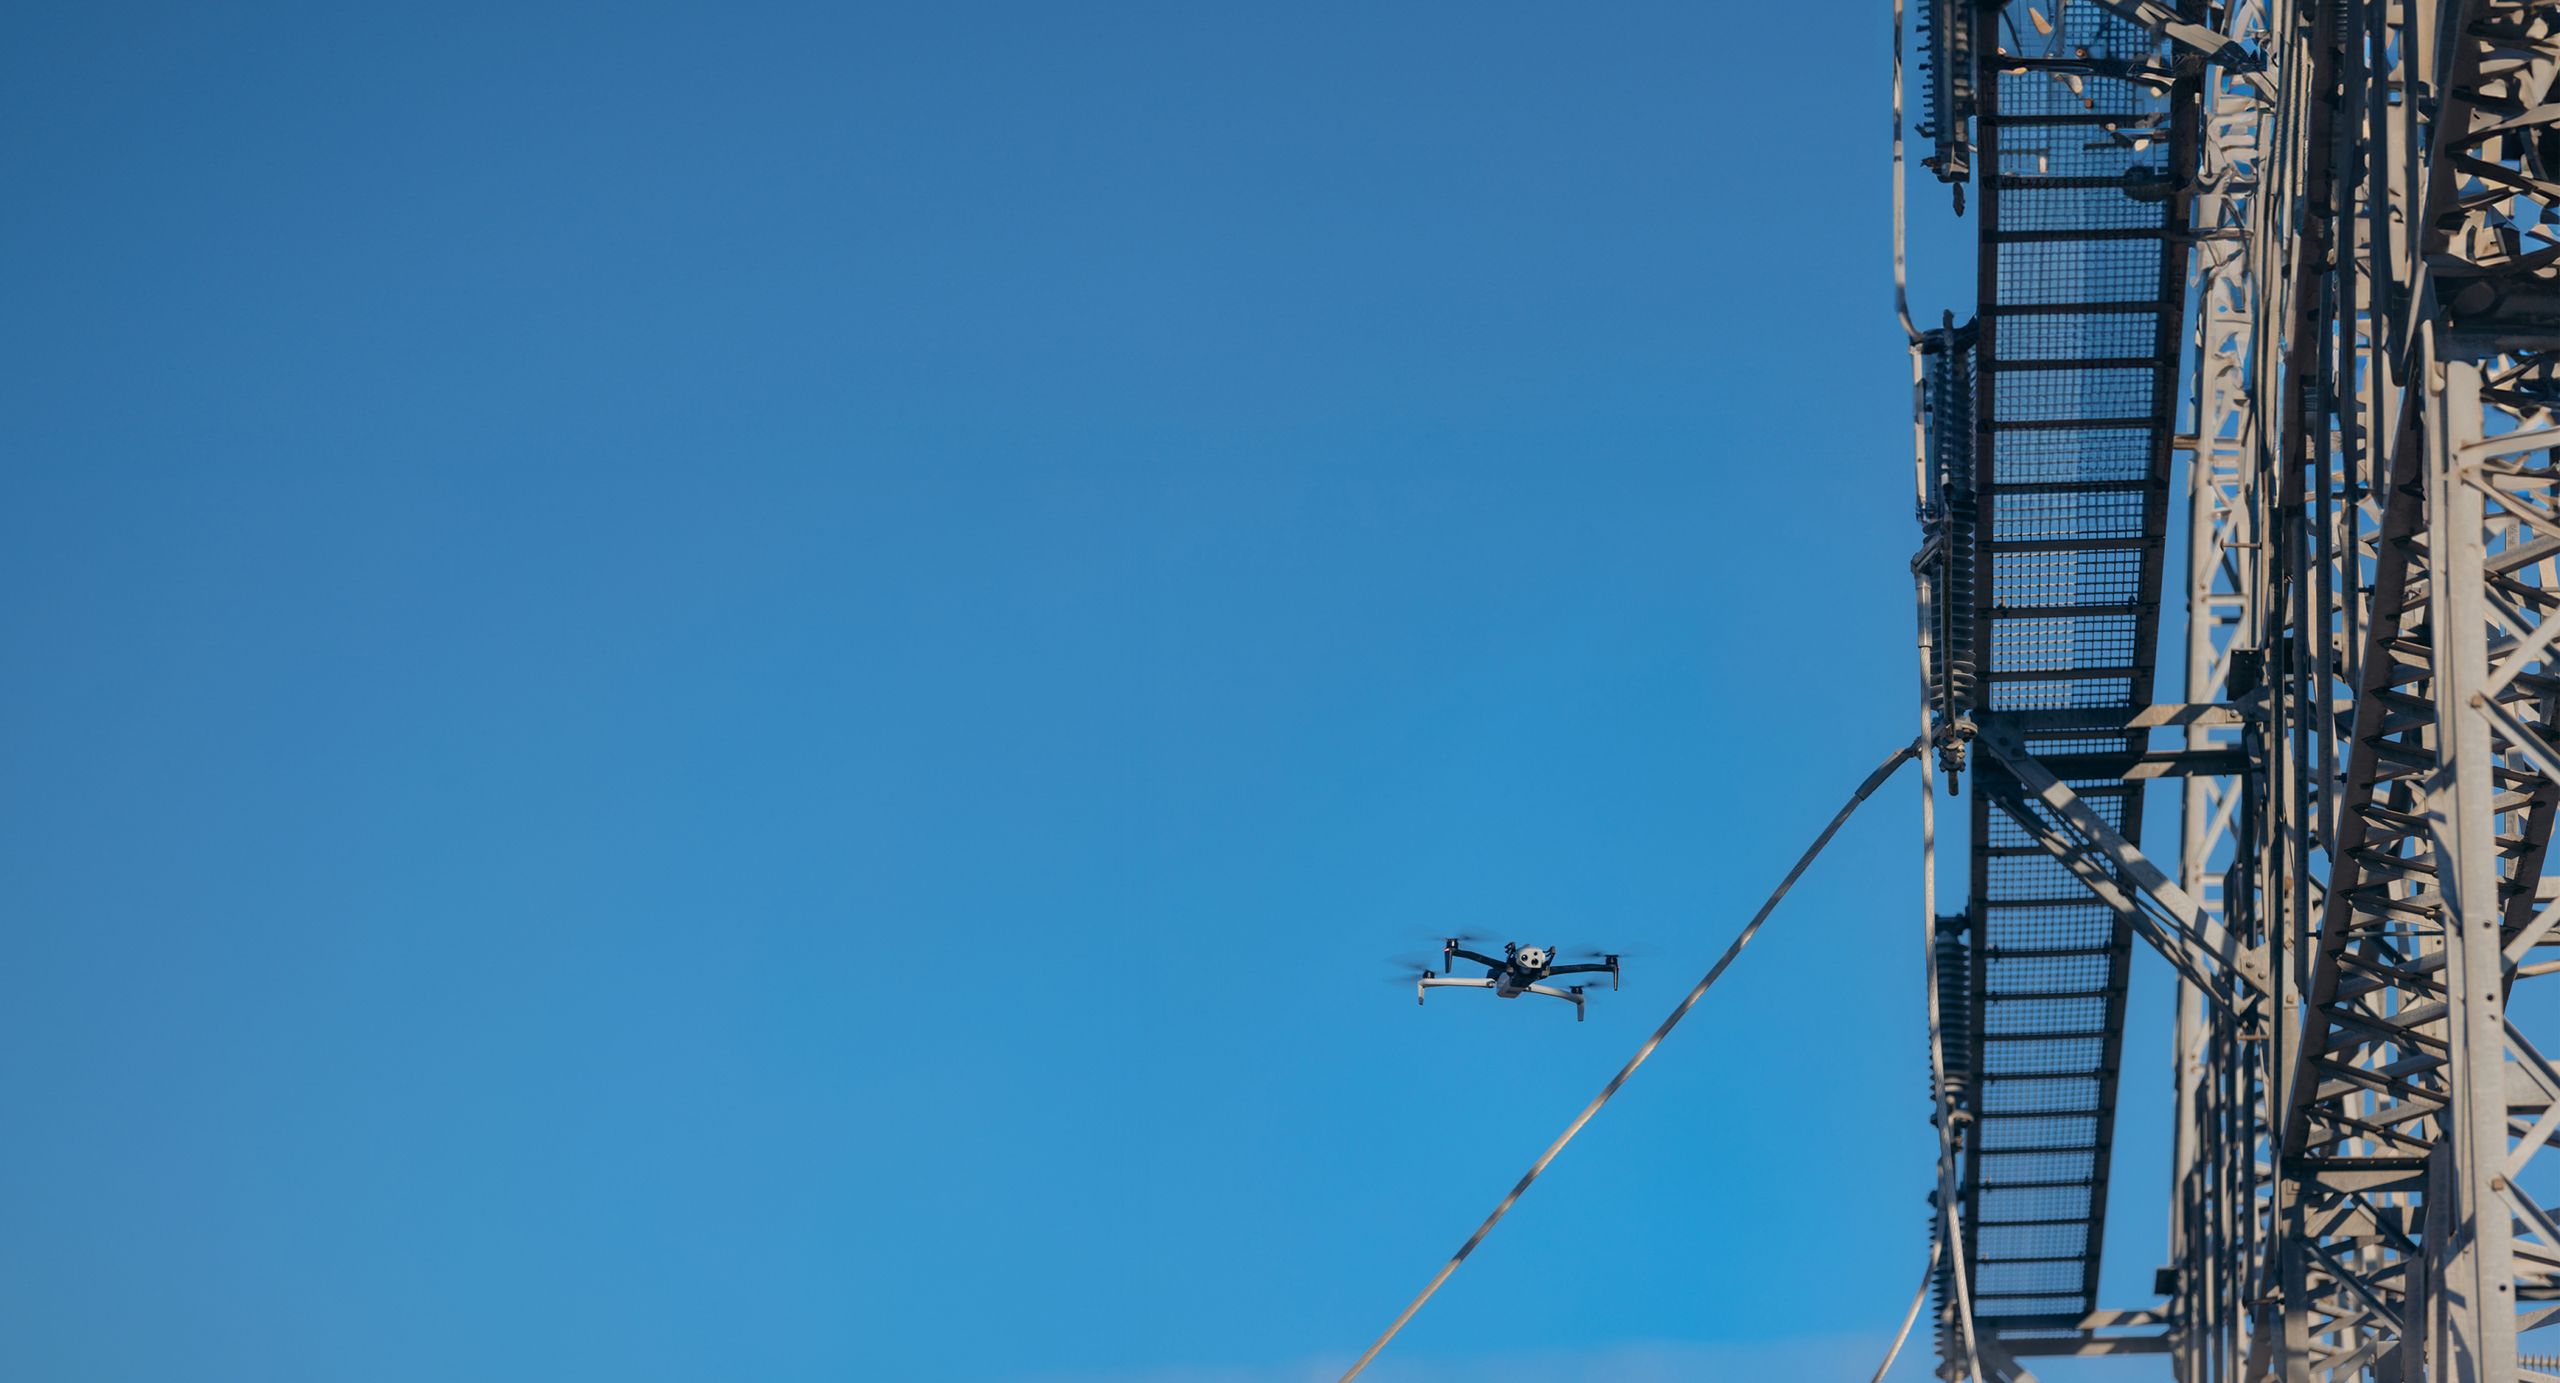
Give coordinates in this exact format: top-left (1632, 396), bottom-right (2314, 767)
top-left (1336, 740), bottom-right (1923, 1383)
top-left (1868, 1237), bottom-right (1942, 1383)
top-left (1909, 239), bottom-right (1983, 1377)
top-left (1918, 705), bottom-right (1986, 1383)
top-left (1891, 0), bottom-right (1919, 341)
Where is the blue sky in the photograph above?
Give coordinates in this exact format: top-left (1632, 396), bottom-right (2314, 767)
top-left (1, 4), bottom-right (2175, 1379)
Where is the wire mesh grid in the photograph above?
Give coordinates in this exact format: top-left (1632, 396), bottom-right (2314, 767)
top-left (1987, 676), bottom-right (2138, 709)
top-left (1956, 4), bottom-right (2182, 1320)
top-left (1980, 1258), bottom-right (2092, 1294)
top-left (1981, 1222), bottom-right (2094, 1258)
top-left (1979, 1114), bottom-right (2103, 1151)
top-left (1992, 546), bottom-right (2144, 604)
top-left (1990, 426), bottom-right (2152, 482)
top-left (1996, 240), bottom-right (2166, 303)
top-left (1986, 953), bottom-right (2114, 993)
top-left (1983, 1035), bottom-right (2106, 1075)
top-left (1994, 366), bottom-right (2159, 421)
top-left (1994, 312), bottom-right (2162, 360)
top-left (2019, 732), bottom-right (2135, 754)
top-left (1994, 179), bottom-right (2173, 233)
top-left (1997, 64), bottom-right (2160, 122)
top-left (1982, 1185), bottom-right (2105, 1222)
top-left (1992, 614), bottom-right (2141, 671)
top-left (1985, 794), bottom-right (2125, 847)
top-left (1986, 850), bottom-right (2110, 898)
top-left (1981, 1075), bottom-right (2104, 1113)
top-left (1976, 1293), bottom-right (2090, 1316)
top-left (1980, 1148), bottom-right (2101, 1185)
top-left (1997, 909), bottom-right (2125, 950)
top-left (2045, 1), bottom-right (2155, 52)
top-left (1986, 996), bottom-right (2111, 1034)
top-left (1994, 128), bottom-right (2174, 185)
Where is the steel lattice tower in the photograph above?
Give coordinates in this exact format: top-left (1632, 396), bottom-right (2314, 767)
top-left (1906, 2), bottom-right (2560, 1378)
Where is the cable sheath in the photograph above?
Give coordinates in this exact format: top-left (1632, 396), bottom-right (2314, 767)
top-left (1868, 1237), bottom-right (1943, 1383)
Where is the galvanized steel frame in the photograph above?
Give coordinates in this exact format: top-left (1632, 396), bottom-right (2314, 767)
top-left (1910, 0), bottom-right (2560, 1377)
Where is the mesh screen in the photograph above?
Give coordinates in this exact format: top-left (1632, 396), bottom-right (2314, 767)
top-left (1990, 427), bottom-right (2152, 482)
top-left (1993, 365), bottom-right (2159, 419)
top-left (1959, 11), bottom-right (2182, 1321)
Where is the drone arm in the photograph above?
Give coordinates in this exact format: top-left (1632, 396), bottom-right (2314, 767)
top-left (1546, 960), bottom-right (1621, 991)
top-left (1419, 977), bottom-right (1497, 991)
top-left (1445, 947), bottom-right (1504, 970)
top-left (1520, 982), bottom-right (1590, 1021)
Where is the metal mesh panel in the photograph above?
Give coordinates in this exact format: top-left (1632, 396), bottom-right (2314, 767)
top-left (1979, 1294), bottom-right (2088, 1316)
top-left (1983, 1036), bottom-right (2105, 1075)
top-left (1991, 615), bottom-right (2140, 669)
top-left (1995, 179), bottom-right (2176, 232)
top-left (1981, 1258), bottom-right (2089, 1293)
top-left (1981, 1150), bottom-right (2101, 1183)
top-left (1984, 997), bottom-right (2110, 1034)
top-left (1984, 676), bottom-right (2137, 709)
top-left (1986, 486), bottom-right (2150, 545)
top-left (1956, 17), bottom-right (2183, 1326)
top-left (1984, 955), bottom-right (2111, 993)
top-left (1990, 428), bottom-right (2152, 482)
top-left (1979, 1115), bottom-right (2103, 1151)
top-left (1996, 241), bottom-right (2166, 303)
top-left (1981, 1223), bottom-right (2093, 1258)
top-left (1995, 312), bottom-right (2162, 359)
top-left (1981, 1186), bottom-right (2100, 1222)
top-left (1982, 1076), bottom-right (2104, 1113)
top-left (1993, 366), bottom-right (2159, 418)
top-left (1991, 548), bottom-right (2144, 605)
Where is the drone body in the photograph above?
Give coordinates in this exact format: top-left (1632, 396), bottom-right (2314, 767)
top-left (1411, 939), bottom-right (1622, 1021)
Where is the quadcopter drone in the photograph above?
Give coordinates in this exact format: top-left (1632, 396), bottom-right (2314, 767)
top-left (1411, 939), bottom-right (1623, 1022)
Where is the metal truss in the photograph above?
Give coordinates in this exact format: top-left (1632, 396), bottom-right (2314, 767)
top-left (1906, 0), bottom-right (2560, 1377)
top-left (2167, 10), bottom-right (2273, 1378)
top-left (1914, 1), bottom-right (2203, 1373)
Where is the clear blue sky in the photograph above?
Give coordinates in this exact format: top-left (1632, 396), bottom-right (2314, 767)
top-left (0, 4), bottom-right (2177, 1380)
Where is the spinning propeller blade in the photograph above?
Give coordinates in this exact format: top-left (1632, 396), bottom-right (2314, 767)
top-left (1381, 953), bottom-right (1439, 984)
top-left (1562, 943), bottom-right (1649, 961)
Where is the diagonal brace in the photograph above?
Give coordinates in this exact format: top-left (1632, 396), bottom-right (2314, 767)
top-left (2085, 0), bottom-right (2276, 99)
top-left (1991, 784), bottom-right (2229, 1000)
top-left (1980, 729), bottom-right (2272, 999)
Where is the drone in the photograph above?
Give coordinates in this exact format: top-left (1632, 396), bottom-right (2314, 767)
top-left (1410, 939), bottom-right (1623, 1022)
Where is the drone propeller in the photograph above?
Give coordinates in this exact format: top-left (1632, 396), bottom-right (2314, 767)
top-left (1382, 953), bottom-right (1440, 984)
top-left (1562, 944), bottom-right (1649, 962)
top-left (1418, 931), bottom-right (1488, 947)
